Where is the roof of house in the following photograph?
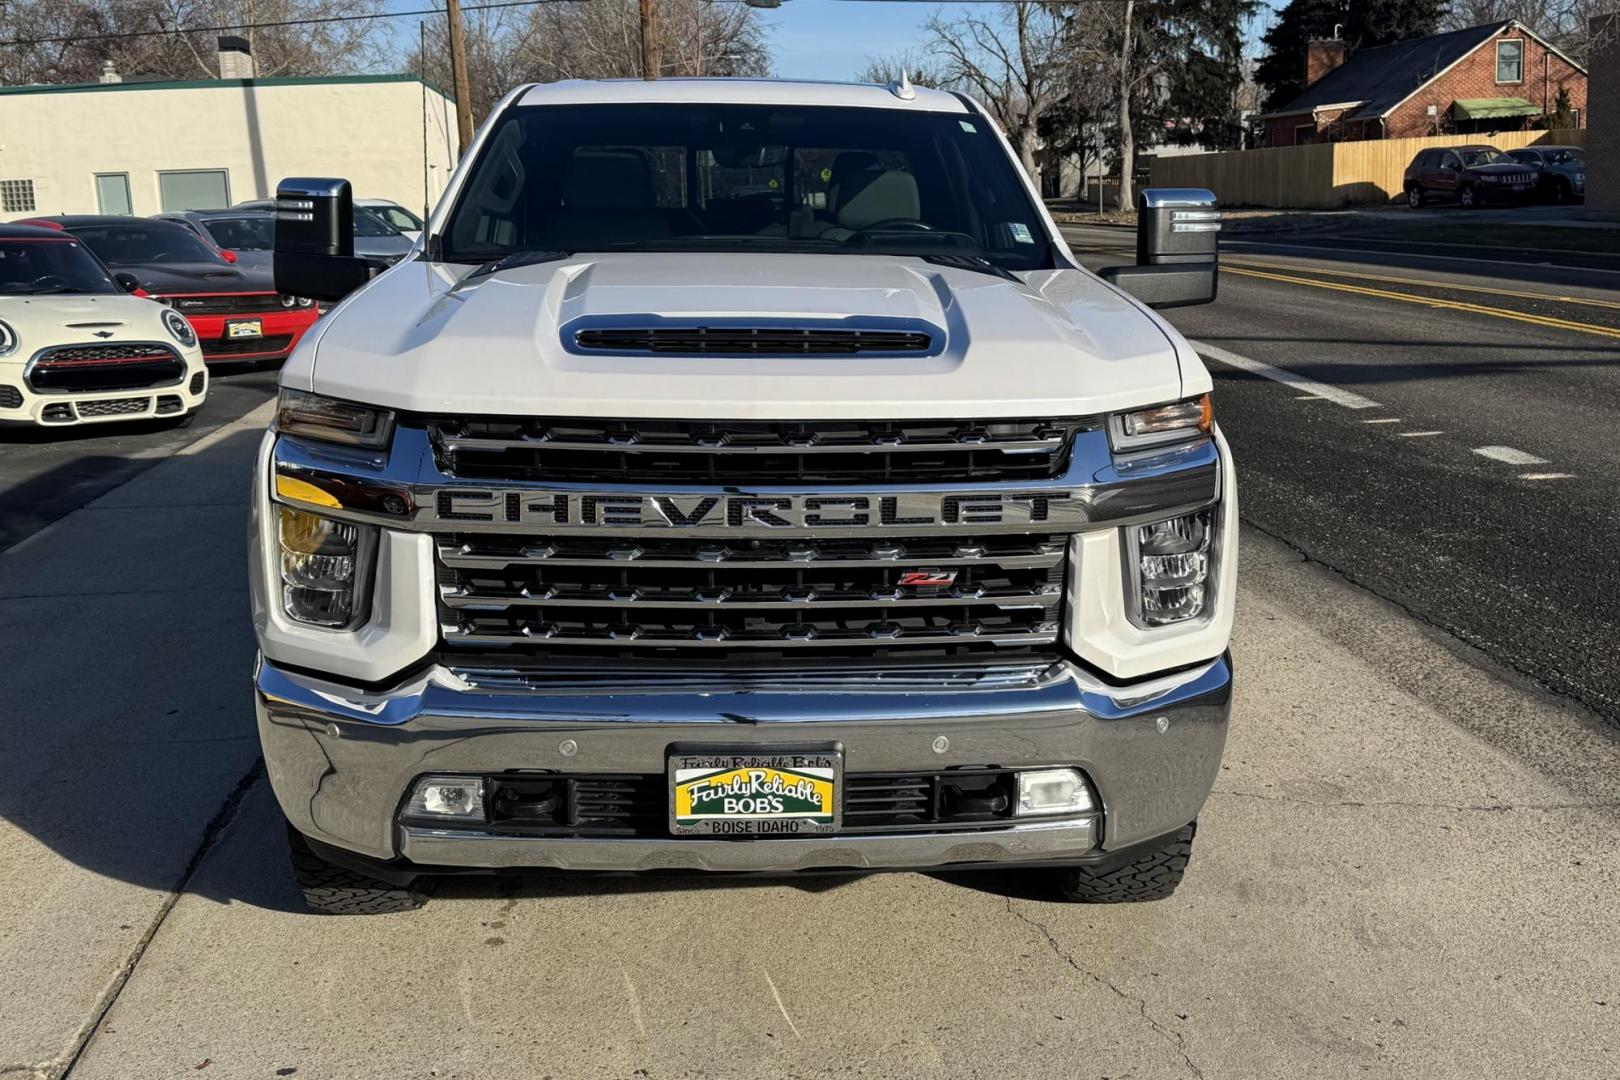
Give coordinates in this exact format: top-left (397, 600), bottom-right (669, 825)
top-left (1268, 20), bottom-right (1579, 121)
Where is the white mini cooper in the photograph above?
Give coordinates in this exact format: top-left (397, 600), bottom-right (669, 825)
top-left (0, 223), bottom-right (208, 428)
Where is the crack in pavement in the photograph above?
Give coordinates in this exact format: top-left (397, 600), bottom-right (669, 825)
top-left (53, 759), bottom-right (266, 1080)
top-left (1211, 789), bottom-right (1620, 813)
top-left (1003, 897), bottom-right (1205, 1080)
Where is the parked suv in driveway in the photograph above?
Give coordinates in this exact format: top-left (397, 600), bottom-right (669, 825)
top-left (1507, 145), bottom-right (1585, 204)
top-left (1404, 146), bottom-right (1538, 208)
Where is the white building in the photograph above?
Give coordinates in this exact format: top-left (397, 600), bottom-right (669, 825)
top-left (0, 44), bottom-right (457, 221)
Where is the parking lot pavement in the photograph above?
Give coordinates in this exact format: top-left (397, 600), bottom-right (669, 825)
top-left (3, 407), bottom-right (1617, 1080)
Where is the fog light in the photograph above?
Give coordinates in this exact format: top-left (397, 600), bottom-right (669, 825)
top-left (406, 776), bottom-right (486, 821)
top-left (1015, 768), bottom-right (1094, 817)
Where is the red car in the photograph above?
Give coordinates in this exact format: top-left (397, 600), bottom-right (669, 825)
top-left (20, 216), bottom-right (318, 365)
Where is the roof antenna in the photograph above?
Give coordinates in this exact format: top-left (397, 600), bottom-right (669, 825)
top-left (890, 69), bottom-right (916, 101)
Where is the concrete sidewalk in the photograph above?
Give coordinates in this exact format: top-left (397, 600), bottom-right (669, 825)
top-left (2, 407), bottom-right (1617, 1079)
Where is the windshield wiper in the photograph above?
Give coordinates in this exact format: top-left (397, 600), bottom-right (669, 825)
top-left (465, 249), bottom-right (571, 279)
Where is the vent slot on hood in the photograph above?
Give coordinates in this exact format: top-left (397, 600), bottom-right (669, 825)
top-left (572, 325), bottom-right (934, 356)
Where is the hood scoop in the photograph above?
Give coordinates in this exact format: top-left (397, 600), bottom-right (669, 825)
top-left (567, 319), bottom-right (939, 357)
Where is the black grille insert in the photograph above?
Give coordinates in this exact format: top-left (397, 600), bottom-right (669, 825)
top-left (437, 533), bottom-right (1066, 657)
top-left (429, 416), bottom-right (1085, 485)
top-left (0, 385), bottom-right (20, 409)
top-left (426, 769), bottom-right (1038, 837)
top-left (574, 326), bottom-right (932, 355)
top-left (168, 293), bottom-right (279, 316)
top-left (27, 343), bottom-right (183, 393)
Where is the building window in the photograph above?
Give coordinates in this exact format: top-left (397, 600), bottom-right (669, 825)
top-left (157, 169), bottom-right (230, 213)
top-left (1496, 39), bottom-right (1524, 83)
top-left (1294, 124), bottom-right (1315, 145)
top-left (0, 179), bottom-right (35, 213)
top-left (95, 173), bottom-right (132, 215)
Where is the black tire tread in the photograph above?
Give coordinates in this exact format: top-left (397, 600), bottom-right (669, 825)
top-left (287, 827), bottom-right (426, 915)
top-left (1054, 822), bottom-right (1196, 903)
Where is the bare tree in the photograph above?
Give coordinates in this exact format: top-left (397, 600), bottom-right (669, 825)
top-left (1440, 0), bottom-right (1616, 65)
top-left (411, 0), bottom-right (770, 125)
top-left (853, 48), bottom-right (950, 89)
top-left (0, 0), bottom-right (388, 85)
top-left (924, 3), bottom-right (1067, 179)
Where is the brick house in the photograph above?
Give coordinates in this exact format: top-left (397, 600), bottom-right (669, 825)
top-left (1259, 20), bottom-right (1588, 148)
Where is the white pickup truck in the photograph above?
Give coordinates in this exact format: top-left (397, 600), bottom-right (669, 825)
top-left (251, 77), bottom-right (1235, 913)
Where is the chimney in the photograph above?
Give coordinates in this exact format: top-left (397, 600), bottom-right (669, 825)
top-left (1305, 38), bottom-right (1347, 89)
top-left (217, 35), bottom-right (254, 80)
top-left (98, 59), bottom-right (121, 84)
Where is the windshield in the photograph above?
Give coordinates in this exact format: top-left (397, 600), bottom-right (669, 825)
top-left (71, 223), bottom-right (223, 265)
top-left (440, 103), bottom-right (1052, 272)
top-left (374, 205), bottom-right (423, 232)
top-left (354, 206), bottom-right (402, 238)
top-left (1461, 148), bottom-right (1508, 167)
top-left (200, 216), bottom-right (275, 251)
top-left (0, 237), bottom-right (119, 295)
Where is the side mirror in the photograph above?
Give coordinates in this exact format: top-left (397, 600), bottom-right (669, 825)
top-left (273, 178), bottom-right (381, 303)
top-left (114, 272), bottom-right (143, 294)
top-left (220, 248), bottom-right (238, 264)
top-left (1099, 188), bottom-right (1220, 309)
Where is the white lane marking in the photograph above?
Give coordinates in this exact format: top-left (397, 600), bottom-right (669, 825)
top-left (1191, 340), bottom-right (1382, 410)
top-left (1222, 239), bottom-right (1620, 277)
top-left (1400, 430), bottom-right (1445, 437)
top-left (1474, 445), bottom-right (1550, 466)
top-left (1363, 417), bottom-right (1401, 424)
top-left (1520, 472), bottom-right (1575, 480)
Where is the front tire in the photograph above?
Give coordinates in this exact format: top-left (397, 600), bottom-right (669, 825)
top-left (287, 825), bottom-right (427, 915)
top-left (1407, 184), bottom-right (1424, 209)
top-left (1052, 822), bottom-right (1196, 903)
top-left (1553, 178), bottom-right (1573, 204)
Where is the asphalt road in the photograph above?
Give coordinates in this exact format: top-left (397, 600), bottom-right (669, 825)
top-left (1065, 223), bottom-right (1620, 725)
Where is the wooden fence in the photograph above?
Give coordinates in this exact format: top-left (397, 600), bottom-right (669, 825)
top-left (1149, 129), bottom-right (1587, 209)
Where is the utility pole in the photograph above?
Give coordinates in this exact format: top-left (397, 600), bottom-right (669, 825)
top-left (639, 0), bottom-right (660, 79)
top-left (446, 0), bottom-right (474, 157)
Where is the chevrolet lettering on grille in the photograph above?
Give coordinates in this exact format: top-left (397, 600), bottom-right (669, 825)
top-left (427, 489), bottom-right (1085, 534)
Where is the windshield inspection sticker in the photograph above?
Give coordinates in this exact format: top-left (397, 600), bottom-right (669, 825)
top-left (1009, 223), bottom-right (1035, 244)
top-left (959, 120), bottom-right (978, 133)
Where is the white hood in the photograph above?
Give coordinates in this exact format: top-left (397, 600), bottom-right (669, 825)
top-left (294, 253), bottom-right (1193, 420)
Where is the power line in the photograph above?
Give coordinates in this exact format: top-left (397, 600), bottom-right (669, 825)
top-left (0, 0), bottom-right (558, 50)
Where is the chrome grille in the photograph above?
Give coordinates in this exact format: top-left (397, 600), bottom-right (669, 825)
top-left (435, 533), bottom-right (1067, 656)
top-left (428, 416), bottom-right (1086, 485)
top-left (573, 326), bottom-right (932, 355)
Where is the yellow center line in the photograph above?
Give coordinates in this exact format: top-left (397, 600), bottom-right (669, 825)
top-left (1226, 256), bottom-right (1620, 312)
top-left (1223, 266), bottom-right (1620, 341)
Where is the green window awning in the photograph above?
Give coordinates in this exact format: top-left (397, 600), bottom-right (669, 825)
top-left (1452, 97), bottom-right (1540, 120)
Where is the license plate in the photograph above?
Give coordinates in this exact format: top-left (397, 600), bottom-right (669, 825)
top-left (225, 318), bottom-right (262, 339)
top-left (669, 749), bottom-right (841, 835)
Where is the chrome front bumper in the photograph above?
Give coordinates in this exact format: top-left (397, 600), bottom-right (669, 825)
top-left (256, 653), bottom-right (1231, 873)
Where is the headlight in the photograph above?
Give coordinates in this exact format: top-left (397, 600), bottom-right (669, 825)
top-left (278, 506), bottom-right (377, 629)
top-left (1126, 508), bottom-right (1213, 627)
top-left (1108, 394), bottom-right (1211, 452)
top-left (162, 308), bottom-right (197, 348)
top-left (0, 319), bottom-right (16, 357)
top-left (276, 389), bottom-right (395, 449)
